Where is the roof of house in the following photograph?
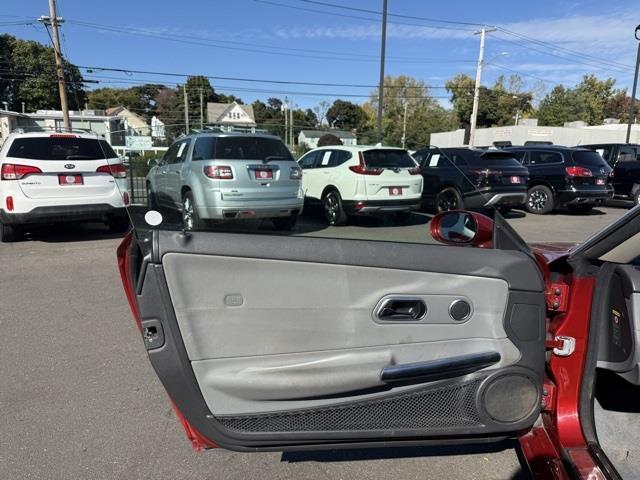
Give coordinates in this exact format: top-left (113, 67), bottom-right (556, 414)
top-left (207, 102), bottom-right (255, 122)
top-left (299, 130), bottom-right (356, 139)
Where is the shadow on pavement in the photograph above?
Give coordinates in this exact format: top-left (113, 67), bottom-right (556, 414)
top-left (18, 222), bottom-right (126, 243)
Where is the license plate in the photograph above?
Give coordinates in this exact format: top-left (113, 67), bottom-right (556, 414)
top-left (389, 187), bottom-right (403, 196)
top-left (596, 178), bottom-right (605, 185)
top-left (59, 174), bottom-right (83, 185)
top-left (254, 169), bottom-right (273, 180)
top-left (509, 176), bottom-right (522, 184)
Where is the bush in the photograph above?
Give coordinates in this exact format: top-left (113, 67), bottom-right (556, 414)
top-left (317, 133), bottom-right (343, 147)
top-left (127, 151), bottom-right (163, 177)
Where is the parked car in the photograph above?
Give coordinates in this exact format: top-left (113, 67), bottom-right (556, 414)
top-left (117, 187), bottom-right (640, 479)
top-left (146, 132), bottom-right (304, 231)
top-left (581, 143), bottom-right (640, 205)
top-left (297, 145), bottom-right (423, 225)
top-left (0, 131), bottom-right (130, 242)
top-left (411, 147), bottom-right (529, 213)
top-left (503, 145), bottom-right (613, 214)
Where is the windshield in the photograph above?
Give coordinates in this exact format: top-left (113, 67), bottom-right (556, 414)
top-left (7, 137), bottom-right (117, 160)
top-left (363, 149), bottom-right (417, 168)
top-left (214, 137), bottom-right (293, 161)
top-left (572, 150), bottom-right (609, 167)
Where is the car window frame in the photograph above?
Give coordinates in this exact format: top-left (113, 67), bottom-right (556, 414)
top-left (160, 142), bottom-right (180, 166)
top-left (298, 150), bottom-right (320, 170)
top-left (529, 149), bottom-right (564, 166)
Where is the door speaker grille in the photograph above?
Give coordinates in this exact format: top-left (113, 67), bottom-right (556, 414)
top-left (217, 379), bottom-right (483, 433)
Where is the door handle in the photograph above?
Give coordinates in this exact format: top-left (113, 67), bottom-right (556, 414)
top-left (376, 298), bottom-right (426, 321)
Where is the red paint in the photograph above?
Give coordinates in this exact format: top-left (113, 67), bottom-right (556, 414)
top-left (545, 282), bottom-right (570, 313)
top-left (116, 230), bottom-right (141, 331)
top-left (5, 195), bottom-right (14, 211)
top-left (168, 398), bottom-right (219, 451)
top-left (547, 275), bottom-right (595, 449)
top-left (518, 425), bottom-right (570, 479)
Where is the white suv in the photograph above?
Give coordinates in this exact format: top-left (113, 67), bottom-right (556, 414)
top-left (0, 131), bottom-right (130, 242)
top-left (297, 145), bottom-right (423, 225)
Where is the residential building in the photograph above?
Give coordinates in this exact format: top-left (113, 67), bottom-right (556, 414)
top-left (298, 130), bottom-right (357, 149)
top-left (207, 101), bottom-right (256, 129)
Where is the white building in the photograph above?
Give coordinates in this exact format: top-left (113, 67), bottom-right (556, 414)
top-left (207, 101), bottom-right (256, 128)
top-left (298, 130), bottom-right (357, 149)
top-left (431, 121), bottom-right (640, 148)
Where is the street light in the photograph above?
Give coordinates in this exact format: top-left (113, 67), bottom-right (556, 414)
top-left (626, 25), bottom-right (640, 144)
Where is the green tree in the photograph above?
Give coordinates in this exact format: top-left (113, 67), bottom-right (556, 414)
top-left (326, 100), bottom-right (366, 130)
top-left (537, 85), bottom-right (581, 126)
top-left (0, 34), bottom-right (86, 111)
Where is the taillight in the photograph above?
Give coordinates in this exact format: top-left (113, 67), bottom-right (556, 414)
top-left (408, 166), bottom-right (421, 175)
top-left (290, 166), bottom-right (302, 180)
top-left (6, 196), bottom-right (14, 211)
top-left (49, 134), bottom-right (77, 138)
top-left (349, 152), bottom-right (383, 175)
top-left (97, 163), bottom-right (127, 178)
top-left (1, 163), bottom-right (43, 180)
top-left (204, 165), bottom-right (233, 179)
top-left (566, 166), bottom-right (592, 177)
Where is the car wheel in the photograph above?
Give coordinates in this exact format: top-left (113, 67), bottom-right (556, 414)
top-left (526, 185), bottom-right (554, 215)
top-left (272, 215), bottom-right (298, 231)
top-left (567, 204), bottom-right (594, 214)
top-left (322, 190), bottom-right (348, 226)
top-left (435, 187), bottom-right (463, 213)
top-left (0, 222), bottom-right (21, 242)
top-left (182, 191), bottom-right (203, 231)
top-left (107, 215), bottom-right (130, 233)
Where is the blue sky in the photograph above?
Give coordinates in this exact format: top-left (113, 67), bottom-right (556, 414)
top-left (2, 0), bottom-right (639, 110)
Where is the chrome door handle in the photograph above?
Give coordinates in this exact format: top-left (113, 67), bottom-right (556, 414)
top-left (376, 298), bottom-right (426, 321)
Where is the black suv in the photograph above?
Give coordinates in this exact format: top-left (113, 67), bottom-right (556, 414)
top-left (412, 147), bottom-right (529, 212)
top-left (503, 146), bottom-right (613, 214)
top-left (581, 143), bottom-right (640, 206)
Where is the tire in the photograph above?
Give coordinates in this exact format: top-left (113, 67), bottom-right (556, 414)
top-left (107, 215), bottom-right (130, 233)
top-left (567, 204), bottom-right (594, 214)
top-left (181, 191), bottom-right (203, 231)
top-left (272, 215), bottom-right (298, 231)
top-left (435, 187), bottom-right (464, 213)
top-left (526, 185), bottom-right (554, 215)
top-left (322, 190), bottom-right (348, 226)
top-left (0, 222), bottom-right (21, 242)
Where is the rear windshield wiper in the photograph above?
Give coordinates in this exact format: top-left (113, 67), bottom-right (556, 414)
top-left (263, 155), bottom-right (288, 163)
top-left (66, 155), bottom-right (95, 160)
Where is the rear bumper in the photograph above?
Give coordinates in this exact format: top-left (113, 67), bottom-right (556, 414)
top-left (197, 201), bottom-right (304, 220)
top-left (0, 204), bottom-right (127, 225)
top-left (483, 192), bottom-right (527, 207)
top-left (343, 199), bottom-right (421, 215)
top-left (556, 186), bottom-right (614, 205)
top-left (462, 189), bottom-right (527, 208)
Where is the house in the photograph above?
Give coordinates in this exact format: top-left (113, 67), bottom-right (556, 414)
top-left (207, 101), bottom-right (256, 129)
top-left (298, 130), bottom-right (357, 149)
top-left (106, 106), bottom-right (151, 137)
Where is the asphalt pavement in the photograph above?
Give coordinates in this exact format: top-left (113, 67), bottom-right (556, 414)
top-left (0, 205), bottom-right (629, 480)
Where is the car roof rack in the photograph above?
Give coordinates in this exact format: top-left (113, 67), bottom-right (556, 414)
top-left (11, 125), bottom-right (102, 136)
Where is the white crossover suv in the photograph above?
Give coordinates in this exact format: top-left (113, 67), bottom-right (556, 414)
top-left (0, 131), bottom-right (130, 242)
top-left (297, 145), bottom-right (423, 225)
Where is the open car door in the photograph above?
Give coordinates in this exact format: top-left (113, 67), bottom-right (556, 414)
top-left (109, 133), bottom-right (547, 452)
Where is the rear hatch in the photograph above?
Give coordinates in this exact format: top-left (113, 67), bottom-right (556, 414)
top-left (465, 151), bottom-right (529, 190)
top-left (360, 149), bottom-right (422, 199)
top-left (4, 135), bottom-right (123, 200)
top-left (568, 150), bottom-right (612, 188)
top-left (204, 136), bottom-right (300, 203)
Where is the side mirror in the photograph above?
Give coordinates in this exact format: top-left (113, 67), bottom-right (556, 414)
top-left (430, 210), bottom-right (493, 248)
top-left (147, 158), bottom-right (159, 167)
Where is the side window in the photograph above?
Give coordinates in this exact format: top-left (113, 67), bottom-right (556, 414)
top-left (193, 137), bottom-right (216, 161)
top-left (509, 150), bottom-right (527, 164)
top-left (172, 139), bottom-right (191, 164)
top-left (329, 150), bottom-right (351, 167)
top-left (298, 151), bottom-right (319, 169)
top-left (318, 150), bottom-right (333, 168)
top-left (449, 154), bottom-right (468, 167)
top-left (412, 150), bottom-right (426, 165)
top-left (618, 147), bottom-right (636, 163)
top-left (162, 143), bottom-right (180, 165)
top-left (530, 151), bottom-right (563, 165)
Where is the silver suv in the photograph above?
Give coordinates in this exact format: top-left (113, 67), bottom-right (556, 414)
top-left (146, 132), bottom-right (304, 230)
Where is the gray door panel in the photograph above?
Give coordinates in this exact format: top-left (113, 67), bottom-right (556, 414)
top-left (135, 231), bottom-right (545, 449)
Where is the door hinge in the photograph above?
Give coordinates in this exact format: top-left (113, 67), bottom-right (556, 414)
top-left (545, 282), bottom-right (569, 313)
top-left (546, 336), bottom-right (576, 357)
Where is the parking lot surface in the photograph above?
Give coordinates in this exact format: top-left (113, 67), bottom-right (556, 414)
top-left (0, 205), bottom-right (628, 480)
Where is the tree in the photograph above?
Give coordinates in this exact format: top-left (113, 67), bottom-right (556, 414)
top-left (252, 97), bottom-right (317, 142)
top-left (326, 100), bottom-right (367, 130)
top-left (537, 85), bottom-right (581, 126)
top-left (365, 75), bottom-right (456, 148)
top-left (317, 133), bottom-right (342, 147)
top-left (154, 87), bottom-right (182, 141)
top-left (0, 34), bottom-right (86, 111)
top-left (313, 101), bottom-right (330, 126)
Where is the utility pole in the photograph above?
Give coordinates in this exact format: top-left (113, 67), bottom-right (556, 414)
top-left (469, 26), bottom-right (496, 147)
top-left (289, 101), bottom-right (294, 149)
top-left (40, 0), bottom-right (70, 131)
top-left (199, 87), bottom-right (204, 130)
top-left (283, 97), bottom-right (288, 146)
top-left (183, 84), bottom-right (189, 133)
top-left (401, 99), bottom-right (408, 149)
top-left (626, 25), bottom-right (640, 144)
top-left (376, 0), bottom-right (388, 143)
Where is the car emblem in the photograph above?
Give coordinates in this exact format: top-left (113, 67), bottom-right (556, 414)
top-left (600, 168), bottom-right (605, 174)
top-left (64, 164), bottom-right (75, 169)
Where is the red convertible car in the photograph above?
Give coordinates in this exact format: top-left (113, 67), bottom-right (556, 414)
top-left (117, 185), bottom-right (640, 480)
